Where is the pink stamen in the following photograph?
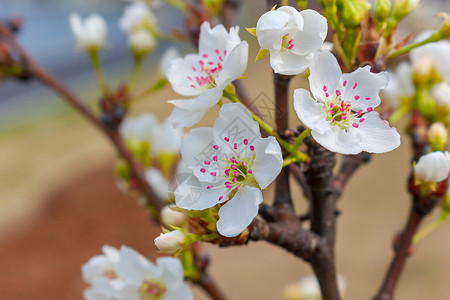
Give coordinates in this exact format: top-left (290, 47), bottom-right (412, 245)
top-left (224, 137), bottom-right (229, 142)
top-left (234, 171), bottom-right (239, 177)
top-left (231, 165), bottom-right (238, 170)
top-left (367, 107), bottom-right (373, 112)
top-left (242, 162), bottom-right (247, 168)
top-left (224, 50), bottom-right (227, 55)
top-left (354, 95), bottom-right (360, 100)
top-left (215, 49), bottom-right (220, 54)
top-left (219, 56), bottom-right (223, 61)
top-left (202, 53), bottom-right (208, 58)
top-left (213, 145), bottom-right (219, 150)
top-left (200, 168), bottom-right (206, 173)
top-left (340, 107), bottom-right (345, 112)
top-left (359, 118), bottom-right (365, 122)
top-left (248, 169), bottom-right (253, 174)
top-left (213, 156), bottom-right (218, 161)
top-left (288, 39), bottom-right (294, 44)
top-left (204, 160), bottom-right (210, 165)
top-left (187, 76), bottom-right (192, 80)
top-left (323, 85), bottom-right (328, 92)
top-left (336, 90), bottom-right (341, 96)
top-left (342, 116), bottom-right (347, 120)
top-left (233, 143), bottom-right (237, 149)
top-left (353, 83), bottom-right (357, 89)
top-left (235, 186), bottom-right (240, 191)
top-left (226, 184), bottom-right (232, 189)
top-left (219, 196), bottom-right (223, 201)
top-left (250, 145), bottom-right (255, 151)
top-left (208, 61), bottom-right (214, 65)
top-left (330, 103), bottom-right (334, 108)
top-left (343, 80), bottom-right (347, 87)
top-left (328, 110), bottom-right (334, 114)
top-left (357, 110), bottom-right (363, 116)
top-left (192, 67), bottom-right (196, 72)
top-left (225, 169), bottom-right (230, 176)
top-left (331, 118), bottom-right (335, 123)
top-left (325, 92), bottom-right (330, 97)
top-left (211, 172), bottom-right (217, 176)
top-left (243, 139), bottom-right (248, 145)
top-left (232, 178), bottom-right (237, 183)
top-left (190, 84), bottom-right (196, 88)
top-left (365, 97), bottom-right (371, 100)
top-left (288, 44), bottom-right (294, 49)
top-left (352, 123), bottom-right (359, 128)
top-left (207, 185), bottom-right (213, 189)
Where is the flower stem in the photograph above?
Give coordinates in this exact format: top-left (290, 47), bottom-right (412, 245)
top-left (222, 89), bottom-right (292, 151)
top-left (88, 49), bottom-right (109, 96)
top-left (129, 55), bottom-right (144, 92)
top-left (292, 128), bottom-right (312, 152)
top-left (413, 211), bottom-right (449, 244)
top-left (389, 33), bottom-right (444, 59)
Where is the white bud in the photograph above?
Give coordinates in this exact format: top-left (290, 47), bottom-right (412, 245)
top-left (129, 30), bottom-right (156, 57)
top-left (432, 82), bottom-right (450, 108)
top-left (412, 56), bottom-right (433, 79)
top-left (160, 205), bottom-right (186, 228)
top-left (154, 230), bottom-right (186, 253)
top-left (415, 151), bottom-right (450, 183)
top-left (428, 122), bottom-right (448, 151)
top-left (119, 2), bottom-right (157, 33)
top-left (69, 13), bottom-right (107, 51)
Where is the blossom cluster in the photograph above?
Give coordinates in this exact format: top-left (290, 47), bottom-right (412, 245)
top-left (82, 245), bottom-right (192, 300)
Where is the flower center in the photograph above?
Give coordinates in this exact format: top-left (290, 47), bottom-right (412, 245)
top-left (188, 49), bottom-right (227, 90)
top-left (322, 84), bottom-right (372, 130)
top-left (139, 279), bottom-right (167, 300)
top-left (199, 137), bottom-right (259, 202)
top-left (281, 34), bottom-right (295, 50)
top-left (102, 270), bottom-right (118, 280)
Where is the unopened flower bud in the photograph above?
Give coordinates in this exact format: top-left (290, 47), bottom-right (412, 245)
top-left (436, 13), bottom-right (450, 39)
top-left (160, 205), bottom-right (186, 228)
top-left (342, 1), bottom-right (362, 28)
top-left (69, 13), bottom-right (107, 51)
top-left (412, 56), bottom-right (433, 82)
top-left (374, 0), bottom-right (392, 23)
top-left (428, 122), bottom-right (448, 151)
top-left (415, 151), bottom-right (450, 183)
top-left (154, 230), bottom-right (186, 253)
top-left (129, 30), bottom-right (156, 58)
top-left (392, 0), bottom-right (420, 20)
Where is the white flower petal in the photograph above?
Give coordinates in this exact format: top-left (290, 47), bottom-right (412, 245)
top-left (415, 151), bottom-right (450, 182)
top-left (217, 186), bottom-right (263, 237)
top-left (216, 41), bottom-right (248, 86)
top-left (175, 177), bottom-right (228, 210)
top-left (156, 257), bottom-right (184, 286)
top-left (167, 106), bottom-right (206, 129)
top-left (410, 38), bottom-right (450, 78)
top-left (145, 168), bottom-right (169, 200)
top-left (166, 54), bottom-right (208, 96)
top-left (199, 22), bottom-right (240, 56)
top-left (159, 47), bottom-right (181, 77)
top-left (256, 10), bottom-right (293, 51)
top-left (309, 51), bottom-right (342, 102)
top-left (251, 136), bottom-right (283, 189)
top-left (84, 287), bottom-right (110, 300)
top-left (293, 88), bottom-right (329, 135)
top-left (119, 113), bottom-right (157, 142)
top-left (338, 66), bottom-right (389, 111)
top-left (152, 120), bottom-right (182, 154)
top-left (212, 102), bottom-right (260, 154)
top-left (357, 111), bottom-right (401, 153)
top-left (165, 282), bottom-right (193, 300)
top-left (292, 10), bottom-right (327, 56)
top-left (432, 82), bottom-right (450, 108)
top-left (311, 126), bottom-right (363, 154)
top-left (117, 246), bottom-right (160, 283)
top-left (269, 51), bottom-right (313, 75)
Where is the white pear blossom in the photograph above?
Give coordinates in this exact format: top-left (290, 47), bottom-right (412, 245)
top-left (159, 47), bottom-right (181, 78)
top-left (175, 103), bottom-right (283, 237)
top-left (415, 151), bottom-right (450, 183)
top-left (432, 81), bottom-right (450, 108)
top-left (154, 230), bottom-right (186, 253)
top-left (120, 113), bottom-right (157, 143)
top-left (129, 29), bottom-right (157, 57)
top-left (293, 51), bottom-right (401, 155)
top-left (81, 245), bottom-right (121, 300)
top-left (115, 246), bottom-right (192, 300)
top-left (119, 2), bottom-right (157, 34)
top-left (283, 275), bottom-right (346, 300)
top-left (382, 62), bottom-right (414, 107)
top-left (166, 21), bottom-right (248, 128)
top-left (69, 13), bottom-right (107, 51)
top-left (255, 6), bottom-right (327, 75)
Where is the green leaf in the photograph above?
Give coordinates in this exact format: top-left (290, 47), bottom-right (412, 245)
top-left (255, 48), bottom-right (270, 62)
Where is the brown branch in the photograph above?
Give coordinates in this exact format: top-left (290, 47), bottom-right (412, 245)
top-left (273, 73), bottom-right (294, 208)
top-left (306, 138), bottom-right (341, 300)
top-left (197, 273), bottom-right (228, 300)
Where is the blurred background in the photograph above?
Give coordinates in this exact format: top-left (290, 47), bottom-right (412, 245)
top-left (0, 0), bottom-right (450, 299)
